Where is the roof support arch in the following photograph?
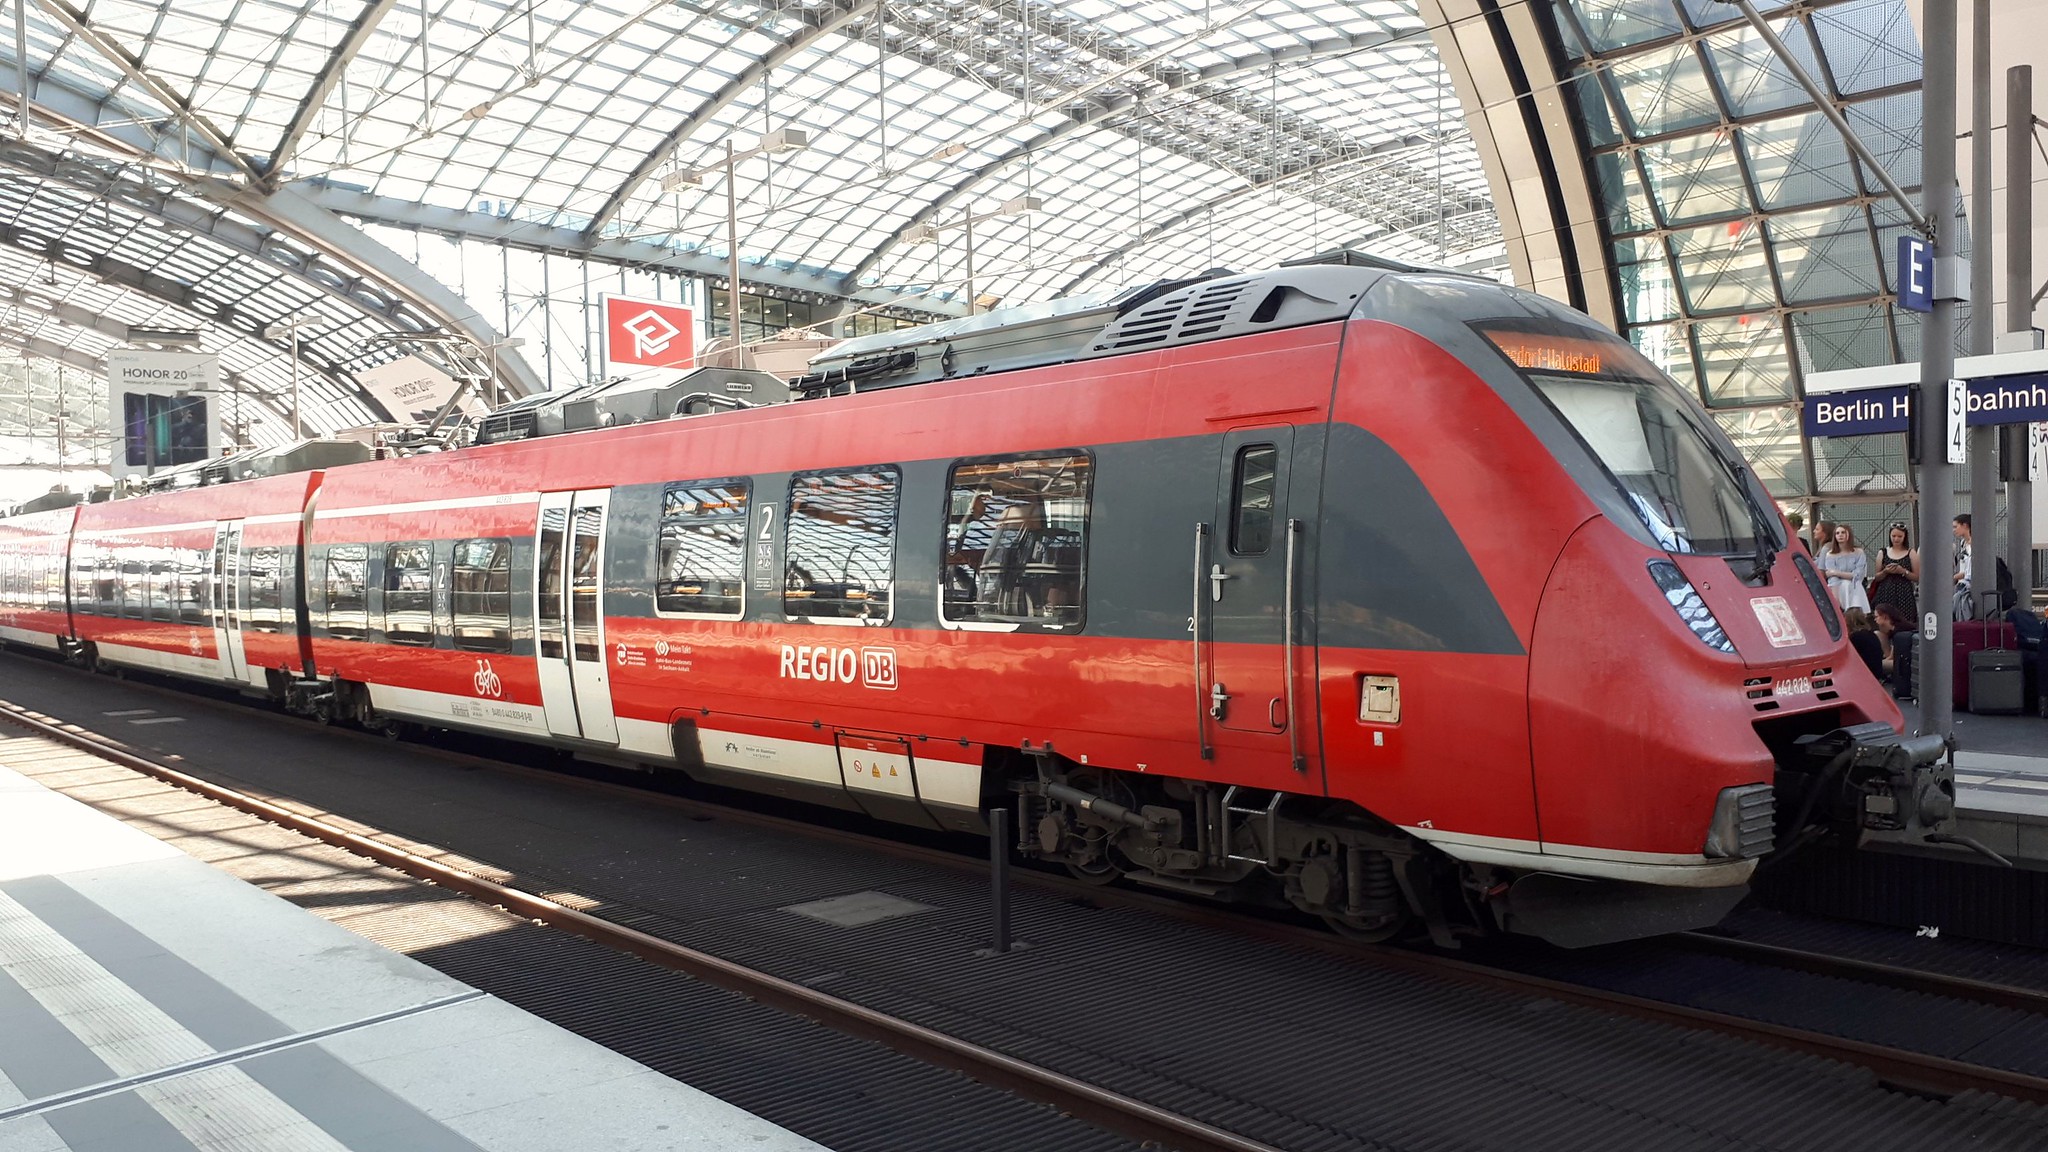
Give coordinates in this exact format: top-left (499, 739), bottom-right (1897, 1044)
top-left (267, 0), bottom-right (403, 182)
top-left (0, 284), bottom-right (303, 433)
top-left (0, 66), bottom-right (546, 399)
top-left (30, 0), bottom-right (263, 182)
top-left (1420, 0), bottom-right (1614, 326)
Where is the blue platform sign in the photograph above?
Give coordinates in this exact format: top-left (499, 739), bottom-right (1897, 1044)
top-left (1804, 373), bottom-right (2048, 438)
top-left (1805, 386), bottom-right (1912, 437)
top-left (1898, 235), bottom-right (1933, 313)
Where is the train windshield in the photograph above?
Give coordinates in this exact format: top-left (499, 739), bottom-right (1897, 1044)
top-left (1475, 322), bottom-right (1777, 557)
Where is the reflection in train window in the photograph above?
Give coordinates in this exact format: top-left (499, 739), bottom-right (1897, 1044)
top-left (1230, 444), bottom-right (1277, 555)
top-left (179, 546), bottom-right (210, 627)
top-left (943, 453), bottom-right (1091, 630)
top-left (537, 508), bottom-right (566, 659)
top-left (784, 468), bottom-right (898, 623)
top-left (452, 538), bottom-right (513, 653)
top-left (384, 541), bottom-right (434, 646)
top-left (569, 505), bottom-right (605, 661)
top-left (656, 481), bottom-right (748, 618)
top-left (245, 547), bottom-right (283, 633)
top-left (324, 544), bottom-right (369, 639)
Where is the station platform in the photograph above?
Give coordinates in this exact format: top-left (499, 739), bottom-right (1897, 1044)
top-left (1897, 702), bottom-right (2048, 868)
top-left (0, 761), bottom-right (825, 1152)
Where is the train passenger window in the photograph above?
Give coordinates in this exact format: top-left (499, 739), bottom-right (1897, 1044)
top-left (452, 538), bottom-right (513, 653)
top-left (245, 547), bottom-right (282, 633)
top-left (179, 547), bottom-right (210, 627)
top-left (537, 509), bottom-right (566, 658)
top-left (383, 542), bottom-right (434, 646)
top-left (942, 453), bottom-right (1092, 630)
top-left (324, 545), bottom-right (369, 639)
top-left (1230, 445), bottom-right (1277, 555)
top-left (569, 507), bottom-right (604, 661)
top-left (784, 468), bottom-right (898, 624)
top-left (68, 551), bottom-right (91, 614)
top-left (656, 481), bottom-right (749, 618)
top-left (118, 556), bottom-right (145, 620)
top-left (145, 555), bottom-right (174, 622)
top-left (43, 553), bottom-right (62, 614)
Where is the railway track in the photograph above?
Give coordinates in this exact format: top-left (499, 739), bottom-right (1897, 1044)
top-left (8, 655), bottom-right (2048, 1126)
top-left (0, 693), bottom-right (1280, 1152)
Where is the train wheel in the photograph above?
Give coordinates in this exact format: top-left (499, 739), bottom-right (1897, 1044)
top-left (1041, 768), bottom-right (1131, 885)
top-left (1321, 909), bottom-right (1409, 944)
top-left (1064, 856), bottom-right (1122, 885)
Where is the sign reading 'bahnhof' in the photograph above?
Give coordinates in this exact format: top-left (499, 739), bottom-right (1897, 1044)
top-left (1802, 373), bottom-right (2048, 438)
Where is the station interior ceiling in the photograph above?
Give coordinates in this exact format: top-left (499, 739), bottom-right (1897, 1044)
top-left (0, 0), bottom-right (2035, 510)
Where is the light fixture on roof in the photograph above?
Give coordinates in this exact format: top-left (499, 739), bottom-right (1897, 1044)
top-left (664, 128), bottom-right (813, 368)
top-left (900, 196), bottom-right (1045, 315)
top-left (464, 100), bottom-right (495, 121)
top-left (126, 327), bottom-right (204, 347)
top-left (929, 141), bottom-right (970, 161)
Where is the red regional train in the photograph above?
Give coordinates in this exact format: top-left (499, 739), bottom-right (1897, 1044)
top-left (0, 262), bottom-right (1957, 947)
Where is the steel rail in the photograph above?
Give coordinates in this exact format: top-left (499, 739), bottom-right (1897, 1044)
top-left (1678, 930), bottom-right (2048, 1019)
top-left (11, 659), bottom-right (2048, 1108)
top-left (0, 695), bottom-right (1284, 1152)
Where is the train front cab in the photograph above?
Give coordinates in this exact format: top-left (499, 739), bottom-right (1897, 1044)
top-left (1324, 273), bottom-right (1950, 946)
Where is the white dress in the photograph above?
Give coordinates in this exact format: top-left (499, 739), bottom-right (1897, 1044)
top-left (1818, 546), bottom-right (1870, 612)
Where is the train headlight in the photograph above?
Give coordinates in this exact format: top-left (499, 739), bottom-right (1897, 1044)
top-left (1790, 552), bottom-right (1844, 641)
top-left (1647, 560), bottom-right (1735, 654)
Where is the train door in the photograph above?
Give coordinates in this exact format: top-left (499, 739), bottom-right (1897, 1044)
top-left (1202, 429), bottom-right (1304, 769)
top-left (533, 490), bottom-right (619, 744)
top-left (210, 521), bottom-right (250, 685)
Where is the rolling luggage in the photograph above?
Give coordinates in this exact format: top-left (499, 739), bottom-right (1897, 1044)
top-left (1970, 647), bottom-right (2025, 714)
top-left (1954, 600), bottom-right (2023, 714)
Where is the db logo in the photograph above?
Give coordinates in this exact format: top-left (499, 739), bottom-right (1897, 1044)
top-left (860, 647), bottom-right (897, 691)
top-left (472, 659), bottom-right (503, 698)
top-left (616, 643), bottom-right (629, 665)
top-left (622, 309), bottom-right (682, 357)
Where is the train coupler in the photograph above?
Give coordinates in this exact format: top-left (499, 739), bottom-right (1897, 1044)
top-left (1776, 722), bottom-right (1956, 854)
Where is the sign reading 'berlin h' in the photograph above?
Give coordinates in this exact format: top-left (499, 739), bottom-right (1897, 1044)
top-left (603, 295), bottom-right (697, 371)
top-left (1803, 373), bottom-right (2048, 438)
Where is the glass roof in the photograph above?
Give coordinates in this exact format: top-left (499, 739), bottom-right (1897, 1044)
top-left (0, 0), bottom-right (1936, 496)
top-left (1551, 0), bottom-right (1930, 500)
top-left (8, 0), bottom-right (1502, 323)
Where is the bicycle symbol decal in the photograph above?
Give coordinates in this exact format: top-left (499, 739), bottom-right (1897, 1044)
top-left (472, 659), bottom-right (503, 698)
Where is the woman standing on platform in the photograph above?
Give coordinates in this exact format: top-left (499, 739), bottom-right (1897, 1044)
top-left (1869, 522), bottom-right (1919, 623)
top-left (1818, 523), bottom-right (1870, 612)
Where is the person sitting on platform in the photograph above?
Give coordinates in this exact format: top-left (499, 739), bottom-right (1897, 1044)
top-left (1844, 607), bottom-right (1884, 680)
top-left (1873, 603), bottom-right (1915, 700)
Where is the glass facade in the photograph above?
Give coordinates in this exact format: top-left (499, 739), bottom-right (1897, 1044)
top-left (1551, 0), bottom-right (1940, 499)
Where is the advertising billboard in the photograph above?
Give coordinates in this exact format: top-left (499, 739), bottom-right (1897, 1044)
top-left (356, 355), bottom-right (477, 424)
top-left (106, 350), bottom-right (220, 478)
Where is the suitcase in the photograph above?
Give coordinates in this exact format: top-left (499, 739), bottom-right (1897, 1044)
top-left (1952, 620), bottom-right (2000, 709)
top-left (1955, 601), bottom-right (2023, 713)
top-left (1970, 647), bottom-right (2026, 714)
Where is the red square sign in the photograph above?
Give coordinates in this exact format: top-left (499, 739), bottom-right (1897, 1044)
top-left (604, 295), bottom-right (697, 370)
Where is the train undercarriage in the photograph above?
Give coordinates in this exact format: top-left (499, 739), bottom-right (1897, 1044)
top-left (1013, 718), bottom-right (1966, 949)
top-left (1006, 757), bottom-right (1756, 949)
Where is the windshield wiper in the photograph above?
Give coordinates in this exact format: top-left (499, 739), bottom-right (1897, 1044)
top-left (1700, 434), bottom-right (1778, 581)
